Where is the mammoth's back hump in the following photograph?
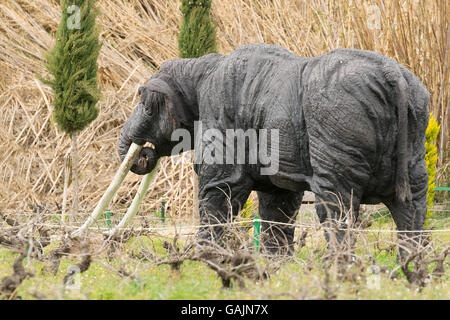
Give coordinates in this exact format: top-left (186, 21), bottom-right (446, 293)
top-left (198, 44), bottom-right (303, 127)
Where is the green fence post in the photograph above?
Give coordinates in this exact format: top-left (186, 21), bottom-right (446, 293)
top-left (253, 217), bottom-right (261, 253)
top-left (161, 202), bottom-right (166, 223)
top-left (106, 210), bottom-right (111, 229)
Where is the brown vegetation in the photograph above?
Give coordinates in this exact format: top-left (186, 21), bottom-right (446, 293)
top-left (0, 0), bottom-right (448, 218)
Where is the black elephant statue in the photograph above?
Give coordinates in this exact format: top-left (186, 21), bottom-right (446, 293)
top-left (118, 44), bottom-right (430, 256)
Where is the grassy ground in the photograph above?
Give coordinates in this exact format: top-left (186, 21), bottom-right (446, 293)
top-left (1, 208), bottom-right (448, 300)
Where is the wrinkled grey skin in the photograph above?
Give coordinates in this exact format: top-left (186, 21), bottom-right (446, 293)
top-left (118, 44), bottom-right (429, 256)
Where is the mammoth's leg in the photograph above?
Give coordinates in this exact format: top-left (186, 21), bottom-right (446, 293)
top-left (312, 176), bottom-right (364, 252)
top-left (383, 159), bottom-right (428, 261)
top-left (315, 191), bottom-right (360, 246)
top-left (196, 165), bottom-right (253, 246)
top-left (307, 139), bottom-right (368, 251)
top-left (303, 86), bottom-right (373, 253)
top-left (257, 190), bottom-right (303, 255)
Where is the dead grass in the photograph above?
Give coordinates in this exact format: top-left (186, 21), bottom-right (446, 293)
top-left (0, 209), bottom-right (448, 300)
top-left (0, 0), bottom-right (448, 216)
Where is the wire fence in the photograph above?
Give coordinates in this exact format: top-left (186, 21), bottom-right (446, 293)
top-left (1, 204), bottom-right (449, 236)
top-left (10, 218), bottom-right (450, 235)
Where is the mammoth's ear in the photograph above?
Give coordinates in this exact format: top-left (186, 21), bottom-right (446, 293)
top-left (144, 78), bottom-right (196, 129)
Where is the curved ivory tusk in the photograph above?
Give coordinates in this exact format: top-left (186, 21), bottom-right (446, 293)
top-left (71, 142), bottom-right (143, 238)
top-left (104, 159), bottom-right (160, 237)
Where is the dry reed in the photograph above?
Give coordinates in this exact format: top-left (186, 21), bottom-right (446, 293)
top-left (0, 0), bottom-right (448, 217)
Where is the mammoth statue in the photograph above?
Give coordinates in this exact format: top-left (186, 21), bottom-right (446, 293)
top-left (118, 44), bottom-right (430, 255)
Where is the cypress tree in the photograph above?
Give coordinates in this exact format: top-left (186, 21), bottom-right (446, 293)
top-left (42, 0), bottom-right (101, 220)
top-left (178, 0), bottom-right (217, 58)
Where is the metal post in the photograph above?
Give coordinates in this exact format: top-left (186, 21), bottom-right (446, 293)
top-left (161, 201), bottom-right (166, 223)
top-left (253, 217), bottom-right (261, 253)
top-left (106, 210), bottom-right (112, 229)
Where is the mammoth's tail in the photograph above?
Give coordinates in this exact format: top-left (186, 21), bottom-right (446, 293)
top-left (389, 69), bottom-right (412, 203)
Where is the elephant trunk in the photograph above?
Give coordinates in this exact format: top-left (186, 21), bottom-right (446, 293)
top-left (118, 124), bottom-right (133, 162)
top-left (118, 118), bottom-right (158, 175)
